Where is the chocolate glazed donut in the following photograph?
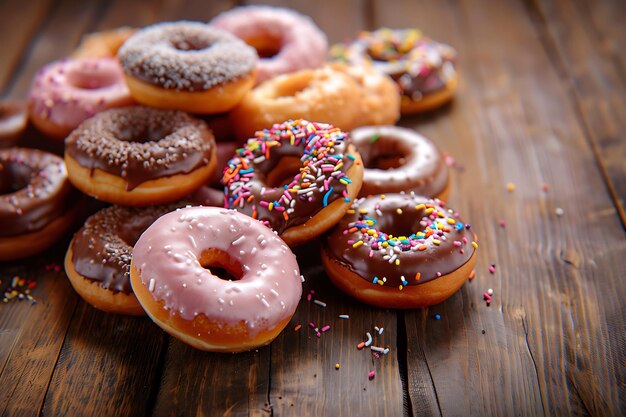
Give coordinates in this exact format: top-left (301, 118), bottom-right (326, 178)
top-left (322, 193), bottom-right (477, 308)
top-left (65, 203), bottom-right (185, 315)
top-left (0, 148), bottom-right (81, 261)
top-left (351, 125), bottom-right (449, 199)
top-left (65, 106), bottom-right (217, 206)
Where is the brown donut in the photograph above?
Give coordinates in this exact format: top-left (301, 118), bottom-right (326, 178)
top-left (118, 21), bottom-right (257, 114)
top-left (65, 106), bottom-right (217, 206)
top-left (0, 101), bottom-right (28, 148)
top-left (222, 119), bottom-right (363, 246)
top-left (321, 193), bottom-right (477, 308)
top-left (65, 203), bottom-right (185, 315)
top-left (330, 28), bottom-right (458, 114)
top-left (351, 125), bottom-right (449, 199)
top-left (0, 148), bottom-right (80, 261)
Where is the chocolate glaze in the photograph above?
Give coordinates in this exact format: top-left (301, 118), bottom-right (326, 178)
top-left (65, 106), bottom-right (215, 190)
top-left (324, 194), bottom-right (476, 287)
top-left (330, 28), bottom-right (457, 101)
top-left (0, 148), bottom-right (77, 236)
top-left (70, 202), bottom-right (186, 294)
top-left (0, 101), bottom-right (27, 146)
top-left (351, 125), bottom-right (448, 197)
top-left (223, 120), bottom-right (356, 235)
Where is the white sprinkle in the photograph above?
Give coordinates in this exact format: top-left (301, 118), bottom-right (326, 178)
top-left (339, 315), bottom-right (350, 319)
top-left (487, 288), bottom-right (494, 296)
top-left (148, 278), bottom-right (155, 292)
top-left (270, 289), bottom-right (279, 297)
top-left (365, 332), bottom-right (373, 347)
top-left (378, 327), bottom-right (384, 335)
top-left (370, 346), bottom-right (386, 353)
top-left (232, 235), bottom-right (245, 246)
top-left (261, 298), bottom-right (270, 308)
top-left (188, 236), bottom-right (197, 248)
top-left (314, 300), bottom-right (327, 307)
top-left (300, 274), bottom-right (305, 282)
top-left (555, 207), bottom-right (564, 216)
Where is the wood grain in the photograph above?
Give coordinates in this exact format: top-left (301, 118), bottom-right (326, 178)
top-left (269, 248), bottom-right (405, 417)
top-left (525, 0), bottom-right (626, 226)
top-left (374, 0), bottom-right (625, 415)
top-left (0, 0), bottom-right (55, 94)
top-left (41, 303), bottom-right (165, 417)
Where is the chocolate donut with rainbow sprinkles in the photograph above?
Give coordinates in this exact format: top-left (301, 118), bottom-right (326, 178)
top-left (222, 119), bottom-right (364, 246)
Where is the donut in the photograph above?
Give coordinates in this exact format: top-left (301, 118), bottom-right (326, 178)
top-left (0, 148), bottom-right (81, 261)
top-left (64, 106), bottom-right (217, 206)
top-left (118, 21), bottom-right (257, 114)
top-left (230, 66), bottom-right (360, 139)
top-left (329, 63), bottom-right (400, 128)
top-left (130, 206), bottom-right (302, 352)
top-left (65, 203), bottom-right (183, 315)
top-left (330, 28), bottom-right (458, 114)
top-left (0, 101), bottom-right (28, 148)
top-left (72, 27), bottom-right (136, 59)
top-left (28, 57), bottom-right (134, 139)
top-left (211, 5), bottom-right (327, 84)
top-left (222, 119), bottom-right (363, 246)
top-left (351, 125), bottom-right (449, 199)
top-left (322, 194), bottom-right (477, 308)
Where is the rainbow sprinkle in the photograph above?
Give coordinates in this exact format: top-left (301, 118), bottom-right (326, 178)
top-left (2, 276), bottom-right (37, 304)
top-left (223, 119), bottom-right (354, 232)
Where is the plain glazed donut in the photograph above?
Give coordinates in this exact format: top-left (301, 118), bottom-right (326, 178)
top-left (0, 148), bottom-right (81, 261)
top-left (64, 106), bottom-right (217, 206)
top-left (0, 101), bottom-right (28, 148)
top-left (322, 194), bottom-right (477, 308)
top-left (130, 206), bottom-right (302, 352)
top-left (329, 63), bottom-right (400, 128)
top-left (330, 28), bottom-right (458, 114)
top-left (211, 5), bottom-right (327, 84)
top-left (351, 125), bottom-right (449, 199)
top-left (72, 27), bottom-right (136, 59)
top-left (65, 203), bottom-right (186, 316)
top-left (222, 119), bottom-right (363, 246)
top-left (28, 57), bottom-right (134, 139)
top-left (118, 21), bottom-right (257, 114)
top-left (230, 66), bottom-right (360, 139)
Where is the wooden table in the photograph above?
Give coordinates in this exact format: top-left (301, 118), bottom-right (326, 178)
top-left (1, 0), bottom-right (624, 416)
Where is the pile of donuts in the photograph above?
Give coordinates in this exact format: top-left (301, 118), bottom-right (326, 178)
top-left (0, 5), bottom-right (476, 353)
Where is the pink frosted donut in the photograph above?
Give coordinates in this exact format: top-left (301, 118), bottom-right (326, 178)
top-left (130, 206), bottom-right (302, 352)
top-left (211, 6), bottom-right (328, 84)
top-left (28, 57), bottom-right (134, 139)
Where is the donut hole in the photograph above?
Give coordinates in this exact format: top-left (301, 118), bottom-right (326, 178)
top-left (367, 208), bottom-right (419, 238)
top-left (171, 37), bottom-right (212, 51)
top-left (361, 136), bottom-right (408, 170)
top-left (66, 68), bottom-right (119, 90)
top-left (264, 157), bottom-right (302, 188)
top-left (273, 72), bottom-right (312, 97)
top-left (0, 162), bottom-right (34, 194)
top-left (199, 248), bottom-right (243, 282)
top-left (245, 34), bottom-right (282, 58)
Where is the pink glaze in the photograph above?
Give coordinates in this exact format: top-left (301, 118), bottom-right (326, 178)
top-left (211, 6), bottom-right (328, 84)
top-left (28, 57), bottom-right (133, 135)
top-left (132, 206), bottom-right (302, 336)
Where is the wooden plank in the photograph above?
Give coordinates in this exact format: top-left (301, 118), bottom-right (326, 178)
top-left (0, 0), bottom-right (54, 93)
top-left (0, 254), bottom-right (79, 416)
top-left (373, 0), bottom-right (626, 415)
top-left (4, 0), bottom-right (107, 100)
top-left (151, 340), bottom-right (271, 417)
top-left (525, 0), bottom-right (626, 226)
top-left (41, 303), bottom-right (165, 417)
top-left (269, 251), bottom-right (405, 416)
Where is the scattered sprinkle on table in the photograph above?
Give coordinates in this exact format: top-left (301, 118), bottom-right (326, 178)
top-left (506, 182), bottom-right (515, 192)
top-left (434, 314), bottom-right (441, 320)
top-left (555, 207), bottom-right (564, 216)
top-left (2, 276), bottom-right (37, 304)
top-left (335, 363), bottom-right (340, 370)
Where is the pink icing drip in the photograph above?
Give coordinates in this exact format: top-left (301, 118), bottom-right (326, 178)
top-left (28, 57), bottom-right (134, 131)
top-left (211, 6), bottom-right (328, 83)
top-left (132, 206), bottom-right (302, 336)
